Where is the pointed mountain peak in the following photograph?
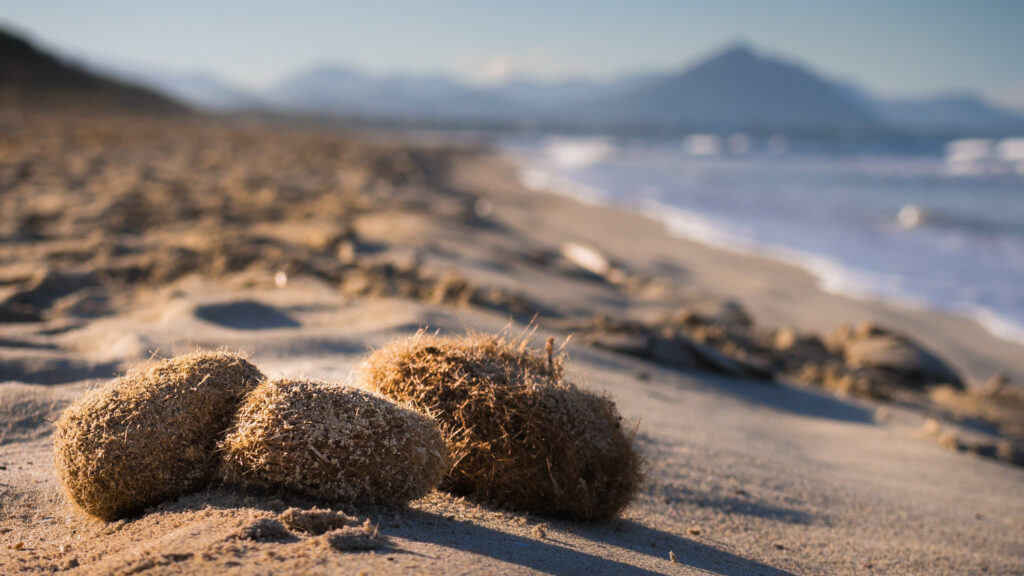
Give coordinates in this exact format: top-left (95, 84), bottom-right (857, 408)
top-left (710, 43), bottom-right (759, 63)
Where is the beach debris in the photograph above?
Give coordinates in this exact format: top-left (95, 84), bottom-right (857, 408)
top-left (219, 379), bottom-right (447, 506)
top-left (669, 299), bottom-right (754, 329)
top-left (274, 270), bottom-right (288, 288)
top-left (0, 112), bottom-right (485, 331)
top-left (920, 418), bottom-right (943, 436)
top-left (0, 269), bottom-right (99, 322)
top-left (788, 362), bottom-right (890, 400)
top-left (874, 407), bottom-right (891, 423)
top-left (995, 442), bottom-right (1024, 465)
top-left (830, 323), bottom-right (963, 389)
top-left (982, 372), bottom-right (1008, 396)
top-left (279, 507), bottom-right (357, 535)
top-left (569, 310), bottom-right (975, 402)
top-left (571, 314), bottom-right (774, 380)
top-left (559, 241), bottom-right (628, 284)
top-left (925, 384), bottom-right (1024, 466)
top-left (917, 409), bottom-right (1023, 466)
top-left (531, 523), bottom-right (548, 539)
top-left (358, 332), bottom-right (642, 521)
top-left (53, 352), bottom-right (263, 520)
top-left (773, 326), bottom-right (827, 354)
top-left (339, 258), bottom-right (547, 319)
top-left (929, 383), bottom-right (1024, 439)
top-left (473, 198), bottom-right (494, 218)
top-left (320, 519), bottom-right (383, 551)
top-left (578, 308), bottom-right (973, 400)
top-left (336, 240), bottom-right (357, 264)
top-left (938, 432), bottom-right (1023, 466)
top-left (234, 518), bottom-right (294, 542)
top-left (774, 327), bottom-right (798, 350)
top-left (561, 241), bottom-right (611, 277)
top-left (0, 300), bottom-right (41, 322)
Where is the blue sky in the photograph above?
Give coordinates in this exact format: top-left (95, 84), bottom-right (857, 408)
top-left (2, 0), bottom-right (1023, 108)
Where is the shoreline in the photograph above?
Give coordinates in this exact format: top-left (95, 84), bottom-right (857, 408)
top-left (508, 147), bottom-right (1024, 351)
top-left (492, 153), bottom-right (1024, 383)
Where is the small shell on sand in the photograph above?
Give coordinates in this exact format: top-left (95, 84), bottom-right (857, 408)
top-left (53, 352), bottom-right (264, 520)
top-left (219, 379), bottom-right (447, 506)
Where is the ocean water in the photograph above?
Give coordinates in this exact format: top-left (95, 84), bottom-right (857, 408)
top-left (503, 134), bottom-right (1024, 344)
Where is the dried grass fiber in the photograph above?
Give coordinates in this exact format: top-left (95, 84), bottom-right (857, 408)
top-left (53, 352), bottom-right (263, 520)
top-left (358, 332), bottom-right (642, 521)
top-left (219, 379), bottom-right (447, 506)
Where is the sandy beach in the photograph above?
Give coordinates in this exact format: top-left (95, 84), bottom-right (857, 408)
top-left (1, 111), bottom-right (1022, 575)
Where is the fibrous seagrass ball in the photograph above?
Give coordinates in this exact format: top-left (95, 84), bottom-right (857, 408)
top-left (358, 333), bottom-right (642, 521)
top-left (219, 379), bottom-right (447, 506)
top-left (53, 352), bottom-right (264, 520)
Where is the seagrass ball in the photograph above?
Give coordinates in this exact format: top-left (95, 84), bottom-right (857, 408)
top-left (219, 378), bottom-right (447, 506)
top-left (358, 333), bottom-right (642, 521)
top-left (53, 352), bottom-right (263, 520)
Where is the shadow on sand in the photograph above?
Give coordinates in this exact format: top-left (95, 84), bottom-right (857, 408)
top-left (0, 357), bottom-right (120, 385)
top-left (154, 485), bottom-right (795, 575)
top-left (582, 518), bottom-right (796, 576)
top-left (570, 344), bottom-right (876, 425)
top-left (195, 301), bottom-right (302, 330)
top-left (399, 509), bottom-right (795, 576)
top-left (696, 371), bottom-right (875, 425)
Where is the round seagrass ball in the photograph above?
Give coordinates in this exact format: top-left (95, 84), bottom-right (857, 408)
top-left (219, 379), bottom-right (447, 506)
top-left (358, 333), bottom-right (642, 521)
top-left (53, 352), bottom-right (264, 520)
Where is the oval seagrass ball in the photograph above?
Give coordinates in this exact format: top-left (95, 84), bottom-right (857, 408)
top-left (358, 333), bottom-right (642, 521)
top-left (219, 379), bottom-right (447, 506)
top-left (53, 352), bottom-right (264, 520)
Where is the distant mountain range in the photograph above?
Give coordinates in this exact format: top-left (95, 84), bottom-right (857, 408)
top-left (872, 94), bottom-right (1024, 134)
top-left (575, 45), bottom-right (878, 132)
top-left (155, 44), bottom-right (1024, 135)
top-left (0, 28), bottom-right (183, 113)
top-left (84, 61), bottom-right (256, 112)
top-left (4, 25), bottom-right (1022, 135)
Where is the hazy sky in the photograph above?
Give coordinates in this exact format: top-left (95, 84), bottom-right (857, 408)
top-left (3, 0), bottom-right (1023, 108)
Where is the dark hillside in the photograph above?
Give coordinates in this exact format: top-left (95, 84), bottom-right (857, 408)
top-left (0, 28), bottom-right (185, 113)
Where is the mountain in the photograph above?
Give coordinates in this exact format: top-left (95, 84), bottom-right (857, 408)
top-left (23, 23), bottom-right (1021, 135)
top-left (0, 27), bottom-right (184, 113)
top-left (265, 67), bottom-right (664, 123)
top-left (266, 45), bottom-right (887, 133)
top-left (264, 45), bottom-right (1024, 135)
top-left (870, 93), bottom-right (1024, 134)
top-left (86, 63), bottom-right (259, 111)
top-left (488, 72), bottom-right (659, 108)
top-left (829, 80), bottom-right (1024, 134)
top-left (265, 65), bottom-right (518, 120)
top-left (585, 45), bottom-right (879, 131)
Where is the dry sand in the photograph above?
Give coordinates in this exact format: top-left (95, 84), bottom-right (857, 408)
top-left (1, 111), bottom-right (1022, 575)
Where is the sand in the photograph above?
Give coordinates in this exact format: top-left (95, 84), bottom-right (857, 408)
top-left (1, 110), bottom-right (1022, 575)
